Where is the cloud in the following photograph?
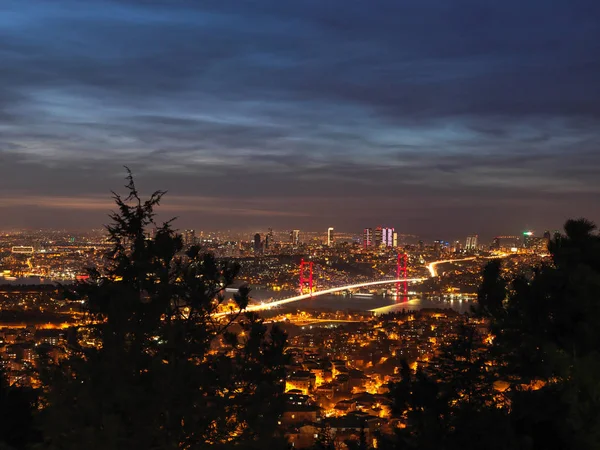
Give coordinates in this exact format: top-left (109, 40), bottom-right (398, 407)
top-left (0, 0), bottom-right (599, 237)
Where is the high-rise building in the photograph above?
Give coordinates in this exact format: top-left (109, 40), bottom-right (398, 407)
top-left (290, 229), bottom-right (300, 246)
top-left (522, 231), bottom-right (548, 252)
top-left (530, 237), bottom-right (549, 252)
top-left (374, 227), bottom-right (383, 247)
top-left (327, 227), bottom-right (334, 246)
top-left (418, 240), bottom-right (424, 251)
top-left (465, 235), bottom-right (478, 251)
top-left (381, 227), bottom-right (395, 247)
top-left (523, 231), bottom-right (533, 248)
top-left (265, 228), bottom-right (274, 250)
top-left (182, 229), bottom-right (196, 248)
top-left (363, 228), bottom-right (373, 248)
top-left (392, 232), bottom-right (398, 248)
top-left (253, 233), bottom-right (262, 254)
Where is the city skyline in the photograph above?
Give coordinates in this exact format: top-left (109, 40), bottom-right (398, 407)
top-left (0, 224), bottom-right (552, 245)
top-left (1, 1), bottom-right (599, 237)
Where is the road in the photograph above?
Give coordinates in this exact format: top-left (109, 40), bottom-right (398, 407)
top-left (427, 254), bottom-right (509, 277)
top-left (427, 257), bottom-right (478, 277)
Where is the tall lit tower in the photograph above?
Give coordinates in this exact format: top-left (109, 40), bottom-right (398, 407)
top-left (327, 227), bottom-right (334, 246)
top-left (299, 259), bottom-right (314, 296)
top-left (363, 228), bottom-right (373, 248)
top-left (374, 227), bottom-right (383, 247)
top-left (382, 227), bottom-right (395, 247)
top-left (265, 228), bottom-right (274, 250)
top-left (290, 229), bottom-right (300, 246)
top-left (396, 253), bottom-right (408, 298)
top-left (465, 235), bottom-right (478, 251)
top-left (523, 231), bottom-right (534, 248)
top-left (253, 233), bottom-right (262, 254)
top-left (182, 229), bottom-right (196, 248)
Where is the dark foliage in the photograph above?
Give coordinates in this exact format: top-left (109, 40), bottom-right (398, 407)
top-left (37, 170), bottom-right (288, 449)
top-left (475, 258), bottom-right (506, 316)
top-left (0, 370), bottom-right (38, 450)
top-left (489, 219), bottom-right (600, 449)
top-left (387, 218), bottom-right (600, 450)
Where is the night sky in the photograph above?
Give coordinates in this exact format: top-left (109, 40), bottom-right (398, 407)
top-left (1, 1), bottom-right (599, 240)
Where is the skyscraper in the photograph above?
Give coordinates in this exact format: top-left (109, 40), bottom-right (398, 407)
top-left (327, 227), bottom-right (334, 246)
top-left (182, 229), bottom-right (196, 248)
top-left (393, 232), bottom-right (398, 248)
top-left (265, 228), bottom-right (274, 250)
top-left (465, 235), bottom-right (478, 251)
top-left (374, 227), bottom-right (383, 247)
top-left (253, 233), bottom-right (262, 254)
top-left (291, 229), bottom-right (300, 246)
top-left (381, 227), bottom-right (395, 247)
top-left (363, 228), bottom-right (373, 248)
top-left (523, 231), bottom-right (533, 248)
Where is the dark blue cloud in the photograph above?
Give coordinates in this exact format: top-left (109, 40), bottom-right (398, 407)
top-left (0, 0), bottom-right (599, 239)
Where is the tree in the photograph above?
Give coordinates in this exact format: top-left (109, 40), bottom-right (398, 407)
top-left (485, 218), bottom-right (600, 449)
top-left (386, 218), bottom-right (600, 450)
top-left (38, 170), bottom-right (288, 449)
top-left (314, 423), bottom-right (336, 450)
top-left (475, 259), bottom-right (506, 317)
top-left (436, 322), bottom-right (495, 406)
top-left (0, 369), bottom-right (38, 450)
top-left (388, 323), bottom-right (514, 450)
top-left (344, 420), bottom-right (369, 450)
top-left (388, 361), bottom-right (450, 450)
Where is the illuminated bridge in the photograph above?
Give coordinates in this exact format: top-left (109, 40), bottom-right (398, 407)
top-left (218, 277), bottom-right (427, 315)
top-left (218, 255), bottom-right (504, 316)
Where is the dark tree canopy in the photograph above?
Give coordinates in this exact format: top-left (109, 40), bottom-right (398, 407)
top-left (37, 171), bottom-right (288, 450)
top-left (0, 369), bottom-right (38, 450)
top-left (386, 218), bottom-right (600, 450)
top-left (476, 258), bottom-right (507, 316)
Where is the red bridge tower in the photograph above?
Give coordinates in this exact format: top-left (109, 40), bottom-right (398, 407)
top-left (299, 258), bottom-right (314, 296)
top-left (397, 253), bottom-right (408, 298)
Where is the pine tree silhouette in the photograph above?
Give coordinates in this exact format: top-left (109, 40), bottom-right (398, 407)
top-left (37, 170), bottom-right (288, 449)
